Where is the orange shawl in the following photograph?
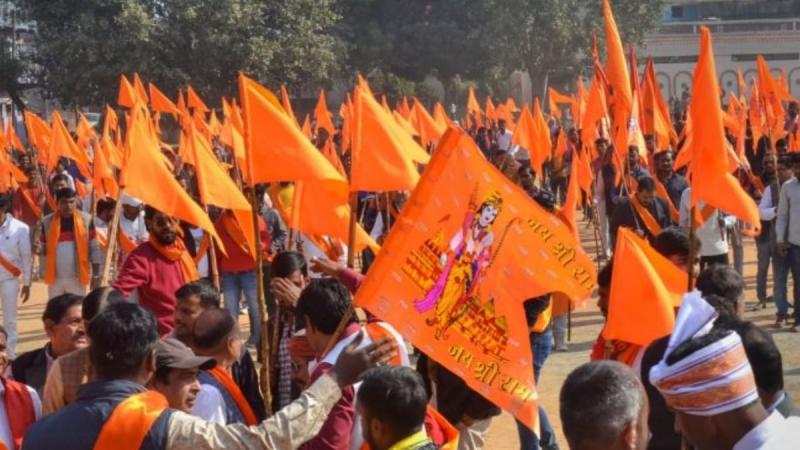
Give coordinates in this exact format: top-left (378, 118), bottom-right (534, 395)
top-left (93, 391), bottom-right (169, 450)
top-left (207, 366), bottom-right (257, 426)
top-left (45, 213), bottom-right (90, 286)
top-left (630, 194), bottom-right (663, 238)
top-left (19, 188), bottom-right (42, 219)
top-left (654, 179), bottom-right (680, 223)
top-left (0, 254), bottom-right (21, 277)
top-left (148, 235), bottom-right (199, 284)
top-left (220, 213), bottom-right (250, 255)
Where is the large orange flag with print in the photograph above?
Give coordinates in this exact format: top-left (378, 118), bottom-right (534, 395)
top-left (603, 228), bottom-right (686, 347)
top-left (355, 127), bottom-right (596, 431)
top-left (688, 27), bottom-right (759, 228)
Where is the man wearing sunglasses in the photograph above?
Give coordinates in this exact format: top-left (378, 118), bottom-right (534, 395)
top-left (114, 206), bottom-right (201, 336)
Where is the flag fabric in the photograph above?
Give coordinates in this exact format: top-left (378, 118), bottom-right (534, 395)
top-left (118, 75), bottom-right (138, 108)
top-left (120, 106), bottom-right (219, 243)
top-left (513, 100), bottom-right (551, 177)
top-left (48, 111), bottom-right (90, 177)
top-left (602, 0), bottom-right (632, 126)
top-left (603, 228), bottom-right (686, 347)
top-left (149, 83), bottom-right (180, 116)
top-left (355, 127), bottom-right (596, 432)
top-left (5, 121), bottom-right (23, 152)
top-left (132, 73), bottom-right (149, 104)
top-left (93, 134), bottom-right (118, 199)
top-left (557, 155), bottom-right (581, 239)
top-left (547, 87), bottom-right (574, 120)
top-left (238, 75), bottom-right (348, 197)
top-left (187, 86), bottom-right (210, 113)
top-left (466, 86), bottom-right (483, 127)
top-left (350, 85), bottom-right (429, 192)
top-left (314, 89), bottom-right (336, 135)
top-left (641, 59), bottom-right (676, 150)
top-left (412, 98), bottom-right (446, 148)
top-left (687, 27), bottom-right (760, 229)
top-left (280, 85), bottom-right (298, 126)
top-left (755, 56), bottom-right (785, 139)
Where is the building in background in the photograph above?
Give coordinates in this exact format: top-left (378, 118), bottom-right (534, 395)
top-left (644, 0), bottom-right (800, 109)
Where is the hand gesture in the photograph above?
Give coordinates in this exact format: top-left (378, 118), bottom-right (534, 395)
top-left (332, 333), bottom-right (397, 387)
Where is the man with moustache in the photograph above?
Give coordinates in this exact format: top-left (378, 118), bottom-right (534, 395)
top-left (150, 338), bottom-right (216, 414)
top-left (114, 206), bottom-right (201, 336)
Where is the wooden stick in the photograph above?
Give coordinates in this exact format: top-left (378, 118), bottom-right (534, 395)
top-left (207, 232), bottom-right (220, 289)
top-left (99, 187), bottom-right (124, 286)
top-left (688, 205), bottom-right (697, 291)
top-left (346, 193), bottom-right (358, 268)
top-left (320, 305), bottom-right (355, 360)
top-left (246, 187), bottom-right (272, 415)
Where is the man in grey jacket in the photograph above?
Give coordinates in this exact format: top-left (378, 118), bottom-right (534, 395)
top-left (775, 152), bottom-right (800, 331)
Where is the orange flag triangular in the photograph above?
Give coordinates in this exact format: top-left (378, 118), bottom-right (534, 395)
top-left (280, 85), bottom-right (298, 126)
top-left (314, 89), bottom-right (336, 135)
top-left (350, 86), bottom-right (430, 192)
top-left (412, 98), bottom-right (446, 148)
top-left (557, 154), bottom-right (581, 239)
top-left (602, 0), bottom-right (632, 125)
top-left (149, 83), bottom-right (180, 116)
top-left (688, 27), bottom-right (759, 229)
top-left (48, 111), bottom-right (90, 177)
top-left (604, 228), bottom-right (686, 347)
top-left (513, 100), bottom-right (551, 177)
top-left (118, 75), bottom-right (138, 108)
top-left (5, 121), bottom-right (23, 152)
top-left (187, 86), bottom-right (210, 113)
top-left (133, 73), bottom-right (149, 104)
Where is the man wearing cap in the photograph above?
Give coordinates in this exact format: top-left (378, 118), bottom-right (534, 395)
top-left (120, 194), bottom-right (149, 248)
top-left (151, 338), bottom-right (215, 413)
top-left (650, 292), bottom-right (800, 450)
top-left (0, 194), bottom-right (32, 358)
top-left (39, 188), bottom-right (102, 298)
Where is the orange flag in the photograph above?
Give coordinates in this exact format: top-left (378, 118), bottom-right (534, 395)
top-left (557, 155), bottom-right (581, 239)
top-left (354, 127), bottom-right (596, 432)
top-left (575, 148), bottom-right (594, 196)
top-left (399, 97), bottom-right (412, 119)
top-left (118, 75), bottom-right (138, 108)
top-left (485, 97), bottom-right (497, 122)
top-left (581, 63), bottom-right (610, 152)
top-left (5, 121), bottom-right (23, 152)
top-left (512, 100), bottom-right (551, 177)
top-left (149, 83), bottom-right (179, 116)
top-left (412, 98), bottom-right (446, 148)
top-left (76, 114), bottom-right (97, 151)
top-left (314, 89), bottom-right (335, 135)
top-left (756, 55), bottom-right (785, 139)
top-left (93, 134), bottom-right (118, 199)
top-left (187, 86), bottom-right (210, 113)
top-left (547, 87), bottom-right (574, 120)
top-left (207, 111), bottom-right (222, 137)
top-left (321, 139), bottom-right (346, 177)
top-left (602, 0), bottom-right (632, 125)
top-left (121, 106), bottom-right (219, 243)
top-left (350, 85), bottom-right (430, 192)
top-left (48, 111), bottom-right (91, 177)
top-left (603, 228), bottom-right (686, 347)
top-left (132, 73), bottom-right (149, 104)
top-left (641, 59), bottom-right (676, 150)
top-left (280, 85), bottom-right (298, 126)
top-left (433, 102), bottom-right (451, 130)
top-left (24, 111), bottom-right (51, 154)
top-left (190, 126), bottom-right (253, 255)
top-left (688, 27), bottom-right (759, 229)
top-left (466, 86), bottom-right (482, 127)
top-left (238, 75), bottom-right (348, 195)
top-left (301, 115), bottom-right (312, 138)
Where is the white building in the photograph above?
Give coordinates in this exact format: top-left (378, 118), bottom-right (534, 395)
top-left (643, 0), bottom-right (800, 102)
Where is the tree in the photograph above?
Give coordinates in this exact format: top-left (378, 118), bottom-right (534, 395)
top-left (22, 0), bottom-right (340, 107)
top-left (0, 36), bottom-right (30, 111)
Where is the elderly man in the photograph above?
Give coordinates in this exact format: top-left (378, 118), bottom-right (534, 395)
top-left (650, 292), bottom-right (800, 450)
top-left (560, 360), bottom-right (649, 450)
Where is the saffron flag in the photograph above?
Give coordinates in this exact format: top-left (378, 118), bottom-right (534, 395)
top-left (5, 121), bottom-right (23, 152)
top-left (412, 98), bottom-right (446, 148)
top-left (547, 87), bottom-right (574, 120)
top-left (466, 86), bottom-right (482, 127)
top-left (688, 27), bottom-right (760, 229)
top-left (355, 127), bottom-right (596, 431)
top-left (149, 83), bottom-right (179, 116)
top-left (314, 89), bottom-right (335, 135)
top-left (602, 0), bottom-right (632, 126)
top-left (49, 111), bottom-right (91, 177)
top-left (603, 228), bottom-right (686, 347)
top-left (513, 100), bottom-right (551, 177)
top-left (280, 85), bottom-right (298, 126)
top-left (187, 86), bottom-right (210, 113)
top-left (118, 75), bottom-right (138, 108)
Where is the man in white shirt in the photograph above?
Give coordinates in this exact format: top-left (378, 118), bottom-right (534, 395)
top-left (0, 195), bottom-right (32, 358)
top-left (495, 119), bottom-right (513, 152)
top-left (120, 194), bottom-right (149, 244)
top-left (679, 187), bottom-right (735, 271)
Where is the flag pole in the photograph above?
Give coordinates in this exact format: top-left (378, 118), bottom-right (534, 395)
top-left (687, 204), bottom-right (697, 291)
top-left (347, 193), bottom-right (358, 268)
top-left (99, 187), bottom-right (124, 286)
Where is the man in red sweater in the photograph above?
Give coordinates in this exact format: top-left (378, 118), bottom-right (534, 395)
top-left (214, 209), bottom-right (270, 347)
top-left (113, 206), bottom-right (200, 335)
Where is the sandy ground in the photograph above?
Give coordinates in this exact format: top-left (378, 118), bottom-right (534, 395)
top-left (6, 220), bottom-right (799, 449)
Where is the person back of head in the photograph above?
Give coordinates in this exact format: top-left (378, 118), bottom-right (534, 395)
top-left (88, 302), bottom-right (160, 383)
top-left (357, 366), bottom-right (429, 450)
top-left (191, 308), bottom-right (240, 366)
top-left (653, 226), bottom-right (693, 271)
top-left (560, 361), bottom-right (648, 450)
top-left (696, 265), bottom-right (743, 314)
top-left (295, 278), bottom-right (353, 353)
top-left (719, 321), bottom-right (784, 410)
top-left (270, 251), bottom-right (308, 278)
top-left (82, 287), bottom-right (126, 323)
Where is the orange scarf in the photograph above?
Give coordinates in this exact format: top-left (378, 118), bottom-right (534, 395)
top-left (206, 366), bottom-right (257, 426)
top-left (92, 391), bottom-right (169, 450)
top-left (19, 188), bottom-right (42, 218)
top-left (193, 233), bottom-right (210, 265)
top-left (692, 204), bottom-right (717, 228)
top-left (220, 213), bottom-right (250, 255)
top-left (654, 179), bottom-right (680, 223)
top-left (148, 235), bottom-right (199, 284)
top-left (630, 194), bottom-right (663, 238)
top-left (2, 377), bottom-right (35, 450)
top-left (97, 229), bottom-right (138, 255)
top-left (0, 254), bottom-right (21, 277)
top-left (45, 213), bottom-right (90, 286)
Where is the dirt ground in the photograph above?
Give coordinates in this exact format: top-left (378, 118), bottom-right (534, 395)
top-left (6, 220), bottom-right (799, 449)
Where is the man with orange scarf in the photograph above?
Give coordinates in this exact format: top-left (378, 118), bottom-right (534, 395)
top-left (113, 206), bottom-right (200, 336)
top-left (609, 176), bottom-right (672, 247)
top-left (0, 195), bottom-right (32, 359)
top-left (39, 188), bottom-right (101, 299)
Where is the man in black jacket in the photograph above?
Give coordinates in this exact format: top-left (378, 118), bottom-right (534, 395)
top-left (610, 176), bottom-right (672, 248)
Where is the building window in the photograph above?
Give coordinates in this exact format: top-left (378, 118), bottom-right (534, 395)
top-left (671, 6), bottom-right (684, 19)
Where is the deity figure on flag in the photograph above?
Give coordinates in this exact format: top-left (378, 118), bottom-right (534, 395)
top-left (414, 191), bottom-right (502, 339)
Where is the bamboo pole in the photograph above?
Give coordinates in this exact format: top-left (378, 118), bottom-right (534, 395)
top-left (99, 188), bottom-right (125, 286)
top-left (687, 205), bottom-right (697, 291)
top-left (346, 193), bottom-right (358, 268)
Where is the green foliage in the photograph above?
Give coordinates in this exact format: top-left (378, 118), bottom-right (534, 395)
top-left (22, 0), bottom-right (340, 107)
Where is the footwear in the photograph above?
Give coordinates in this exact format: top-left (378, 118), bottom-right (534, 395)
top-left (790, 326), bottom-right (799, 333)
top-left (774, 318), bottom-right (784, 328)
top-left (555, 345), bottom-right (569, 352)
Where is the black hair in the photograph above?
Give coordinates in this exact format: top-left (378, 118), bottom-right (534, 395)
top-left (43, 294), bottom-right (84, 323)
top-left (82, 287), bottom-right (126, 322)
top-left (0, 325), bottom-right (6, 339)
top-left (560, 361), bottom-right (644, 450)
top-left (55, 187), bottom-right (76, 201)
top-left (96, 198), bottom-right (117, 215)
top-left (696, 264), bottom-right (743, 307)
top-left (192, 309), bottom-right (236, 350)
top-left (666, 327), bottom-right (732, 365)
top-left (154, 365), bottom-right (173, 385)
top-left (0, 194), bottom-right (9, 209)
top-left (144, 205), bottom-right (161, 222)
top-left (295, 278), bottom-right (353, 334)
top-left (357, 366), bottom-right (429, 439)
top-left (531, 188), bottom-right (556, 213)
top-left (598, 260), bottom-right (614, 288)
top-left (653, 226), bottom-right (690, 259)
top-left (703, 294), bottom-right (738, 326)
top-left (88, 302), bottom-right (159, 380)
top-left (720, 320), bottom-right (783, 395)
top-left (175, 279), bottom-right (221, 309)
top-left (270, 251), bottom-right (308, 278)
top-left (635, 176), bottom-right (656, 192)
top-left (49, 173), bottom-right (70, 189)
